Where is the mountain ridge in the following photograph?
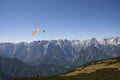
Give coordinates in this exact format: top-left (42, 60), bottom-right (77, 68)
top-left (62, 56), bottom-right (120, 76)
top-left (0, 36), bottom-right (120, 67)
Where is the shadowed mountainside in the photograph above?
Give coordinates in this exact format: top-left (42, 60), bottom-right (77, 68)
top-left (12, 57), bottom-right (120, 80)
top-left (0, 56), bottom-right (67, 80)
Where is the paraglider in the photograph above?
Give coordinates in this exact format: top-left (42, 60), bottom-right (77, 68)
top-left (32, 29), bottom-right (45, 35)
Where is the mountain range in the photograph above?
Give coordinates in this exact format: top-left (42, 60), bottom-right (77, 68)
top-left (0, 36), bottom-right (120, 80)
top-left (0, 36), bottom-right (120, 67)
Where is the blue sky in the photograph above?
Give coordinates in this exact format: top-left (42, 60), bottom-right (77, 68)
top-left (0, 0), bottom-right (120, 42)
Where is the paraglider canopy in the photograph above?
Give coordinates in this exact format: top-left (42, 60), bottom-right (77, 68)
top-left (32, 29), bottom-right (40, 35)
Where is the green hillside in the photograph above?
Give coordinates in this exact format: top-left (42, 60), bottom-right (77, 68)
top-left (12, 57), bottom-right (120, 80)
